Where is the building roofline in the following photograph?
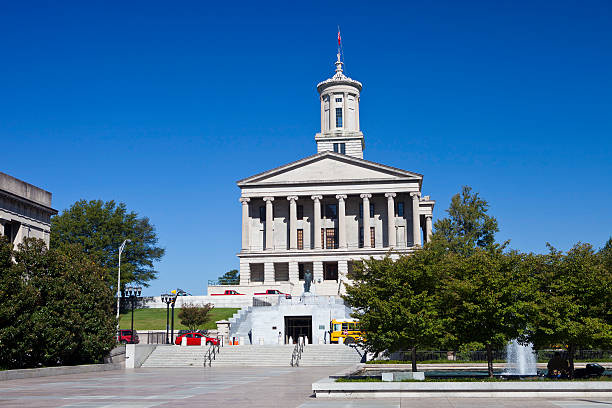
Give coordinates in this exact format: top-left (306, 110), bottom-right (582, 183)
top-left (236, 151), bottom-right (424, 188)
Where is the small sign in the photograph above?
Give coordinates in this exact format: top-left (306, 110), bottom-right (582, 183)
top-left (272, 326), bottom-right (277, 330)
top-left (318, 325), bottom-right (325, 330)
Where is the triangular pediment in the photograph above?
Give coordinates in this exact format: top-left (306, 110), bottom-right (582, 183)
top-left (237, 152), bottom-right (422, 186)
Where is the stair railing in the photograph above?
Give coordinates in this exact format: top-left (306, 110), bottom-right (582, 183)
top-left (203, 337), bottom-right (222, 367)
top-left (290, 337), bottom-right (305, 367)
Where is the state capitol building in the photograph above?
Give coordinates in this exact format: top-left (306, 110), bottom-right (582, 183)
top-left (232, 53), bottom-right (435, 297)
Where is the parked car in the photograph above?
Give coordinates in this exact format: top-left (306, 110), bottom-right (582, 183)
top-left (174, 332), bottom-right (219, 346)
top-left (117, 329), bottom-right (139, 344)
top-left (254, 289), bottom-right (291, 299)
top-left (210, 290), bottom-right (244, 296)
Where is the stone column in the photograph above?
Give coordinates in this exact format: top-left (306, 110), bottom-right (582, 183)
top-left (320, 96), bottom-right (325, 132)
top-left (343, 92), bottom-right (348, 129)
top-left (287, 196), bottom-right (298, 250)
top-left (410, 192), bottom-right (422, 247)
top-left (313, 261), bottom-right (324, 283)
top-left (264, 197), bottom-right (274, 250)
top-left (264, 262), bottom-right (274, 283)
top-left (336, 194), bottom-right (347, 248)
top-left (331, 95), bottom-right (337, 130)
top-left (288, 261), bottom-right (299, 284)
top-left (312, 195), bottom-right (322, 249)
top-left (240, 197), bottom-right (250, 251)
top-left (360, 194), bottom-right (372, 248)
top-left (385, 193), bottom-right (397, 248)
top-left (239, 260), bottom-right (250, 285)
top-left (356, 96), bottom-right (360, 131)
top-left (338, 260), bottom-right (349, 295)
top-left (425, 215), bottom-right (433, 243)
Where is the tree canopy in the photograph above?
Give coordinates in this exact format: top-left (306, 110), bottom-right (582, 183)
top-left (441, 249), bottom-right (535, 376)
top-left (218, 269), bottom-right (239, 285)
top-left (344, 250), bottom-right (447, 372)
top-left (527, 243), bottom-right (612, 378)
top-left (51, 199), bottom-right (165, 288)
top-left (0, 237), bottom-right (116, 369)
top-left (178, 303), bottom-right (214, 332)
top-left (429, 186), bottom-right (501, 255)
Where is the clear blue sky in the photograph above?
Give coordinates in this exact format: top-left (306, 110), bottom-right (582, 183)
top-left (2, 1), bottom-right (610, 296)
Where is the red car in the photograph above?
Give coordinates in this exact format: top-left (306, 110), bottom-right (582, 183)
top-left (117, 329), bottom-right (139, 344)
top-left (210, 290), bottom-right (244, 296)
top-left (254, 289), bottom-right (291, 299)
top-left (175, 332), bottom-right (219, 346)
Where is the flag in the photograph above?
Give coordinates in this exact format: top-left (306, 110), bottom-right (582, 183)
top-left (338, 30), bottom-right (341, 46)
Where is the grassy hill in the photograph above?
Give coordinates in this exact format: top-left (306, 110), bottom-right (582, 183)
top-left (119, 307), bottom-right (238, 330)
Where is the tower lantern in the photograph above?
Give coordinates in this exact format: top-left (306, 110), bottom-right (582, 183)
top-left (315, 52), bottom-right (364, 159)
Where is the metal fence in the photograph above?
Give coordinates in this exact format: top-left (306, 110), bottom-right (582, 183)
top-left (389, 349), bottom-right (612, 362)
top-left (146, 331), bottom-right (170, 344)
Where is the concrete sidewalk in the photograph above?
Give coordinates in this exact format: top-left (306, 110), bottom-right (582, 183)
top-left (0, 366), bottom-right (610, 408)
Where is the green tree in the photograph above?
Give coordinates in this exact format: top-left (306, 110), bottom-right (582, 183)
top-left (599, 237), bottom-right (612, 275)
top-left (528, 243), bottom-right (612, 378)
top-left (51, 199), bottom-right (165, 288)
top-left (429, 186), bottom-right (503, 255)
top-left (344, 251), bottom-right (447, 372)
top-left (178, 303), bottom-right (214, 332)
top-left (218, 269), bottom-right (239, 285)
top-left (442, 249), bottom-right (534, 377)
top-left (0, 237), bottom-right (116, 369)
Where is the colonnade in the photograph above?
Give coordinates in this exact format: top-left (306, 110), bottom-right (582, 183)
top-left (240, 192), bottom-right (433, 251)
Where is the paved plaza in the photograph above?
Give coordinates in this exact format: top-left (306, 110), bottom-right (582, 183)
top-left (1, 367), bottom-right (611, 408)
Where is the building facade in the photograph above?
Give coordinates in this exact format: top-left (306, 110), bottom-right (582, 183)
top-left (0, 172), bottom-right (57, 248)
top-left (212, 54), bottom-right (435, 298)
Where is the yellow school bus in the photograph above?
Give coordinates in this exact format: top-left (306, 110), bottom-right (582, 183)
top-left (330, 319), bottom-right (363, 344)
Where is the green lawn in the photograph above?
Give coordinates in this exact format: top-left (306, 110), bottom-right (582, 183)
top-left (119, 308), bottom-right (239, 330)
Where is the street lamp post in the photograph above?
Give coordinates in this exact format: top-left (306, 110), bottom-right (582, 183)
top-left (116, 239), bottom-right (131, 337)
top-left (170, 295), bottom-right (177, 345)
top-left (125, 286), bottom-right (142, 343)
top-left (161, 293), bottom-right (173, 344)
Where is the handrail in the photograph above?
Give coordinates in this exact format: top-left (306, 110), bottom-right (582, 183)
top-left (290, 337), bottom-right (305, 367)
top-left (203, 337), bottom-right (222, 367)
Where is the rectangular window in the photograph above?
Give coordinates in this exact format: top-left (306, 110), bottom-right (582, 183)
top-left (297, 229), bottom-right (304, 250)
top-left (325, 204), bottom-right (337, 219)
top-left (340, 143), bottom-right (345, 154)
top-left (335, 98), bottom-right (342, 102)
top-left (259, 206), bottom-right (266, 221)
top-left (333, 143), bottom-right (339, 153)
top-left (326, 228), bottom-right (338, 249)
top-left (359, 227), bottom-right (364, 248)
top-left (335, 107), bottom-right (343, 127)
top-left (324, 262), bottom-right (339, 280)
top-left (321, 229), bottom-right (325, 249)
top-left (297, 205), bottom-right (304, 220)
top-left (370, 227), bottom-right (376, 248)
top-left (397, 202), bottom-right (404, 217)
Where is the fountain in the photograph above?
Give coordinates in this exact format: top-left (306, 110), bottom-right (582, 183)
top-left (504, 339), bottom-right (537, 375)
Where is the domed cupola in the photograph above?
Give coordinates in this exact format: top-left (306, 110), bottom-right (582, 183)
top-left (315, 53), bottom-right (365, 159)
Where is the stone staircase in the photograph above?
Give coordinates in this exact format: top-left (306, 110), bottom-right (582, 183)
top-left (139, 343), bottom-right (364, 368)
top-left (209, 344), bottom-right (295, 367)
top-left (141, 345), bottom-right (208, 368)
top-left (299, 344), bottom-right (364, 366)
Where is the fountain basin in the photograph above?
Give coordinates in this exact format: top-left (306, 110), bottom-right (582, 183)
top-left (313, 378), bottom-right (612, 398)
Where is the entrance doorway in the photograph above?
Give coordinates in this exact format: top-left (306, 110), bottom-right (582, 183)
top-left (284, 316), bottom-right (312, 344)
